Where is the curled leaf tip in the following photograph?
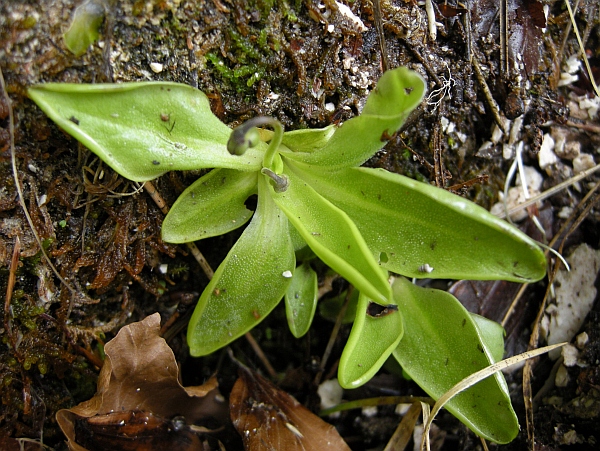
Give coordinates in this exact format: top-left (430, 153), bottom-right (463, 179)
top-left (227, 116), bottom-right (279, 155)
top-left (227, 125), bottom-right (260, 155)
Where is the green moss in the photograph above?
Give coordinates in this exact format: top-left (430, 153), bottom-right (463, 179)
top-left (10, 298), bottom-right (44, 330)
top-left (23, 355), bottom-right (36, 371)
top-left (21, 15), bottom-right (38, 29)
top-left (157, 279), bottom-right (167, 296)
top-left (168, 263), bottom-right (189, 277)
top-left (203, 0), bottom-right (303, 94)
top-left (37, 361), bottom-right (48, 375)
top-left (2, 375), bottom-right (14, 387)
top-left (258, 28), bottom-right (269, 51)
top-left (206, 52), bottom-right (266, 91)
top-left (229, 28), bottom-right (262, 61)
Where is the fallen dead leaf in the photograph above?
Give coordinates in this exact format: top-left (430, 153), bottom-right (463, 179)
top-left (56, 313), bottom-right (227, 451)
top-left (230, 363), bottom-right (350, 451)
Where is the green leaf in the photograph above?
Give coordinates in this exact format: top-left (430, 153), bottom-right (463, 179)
top-left (284, 262), bottom-right (318, 338)
top-left (295, 166), bottom-right (546, 282)
top-left (63, 0), bottom-right (105, 56)
top-left (470, 314), bottom-right (506, 364)
top-left (27, 83), bottom-right (265, 182)
top-left (162, 169), bottom-right (257, 243)
top-left (339, 293), bottom-right (404, 389)
top-left (391, 277), bottom-right (519, 444)
top-left (280, 125), bottom-right (335, 153)
top-left (187, 176), bottom-right (295, 356)
top-left (284, 67), bottom-right (425, 169)
top-left (271, 160), bottom-right (391, 304)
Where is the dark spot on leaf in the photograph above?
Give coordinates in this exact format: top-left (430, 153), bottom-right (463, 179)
top-left (367, 302), bottom-right (398, 317)
top-left (462, 318), bottom-right (466, 327)
top-left (430, 241), bottom-right (437, 250)
top-left (69, 116), bottom-right (79, 125)
top-left (152, 160), bottom-right (160, 165)
top-left (244, 194), bottom-right (258, 212)
top-left (477, 344), bottom-right (484, 353)
top-left (404, 87), bottom-right (413, 95)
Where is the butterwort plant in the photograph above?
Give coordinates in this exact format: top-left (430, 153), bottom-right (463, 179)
top-left (29, 67), bottom-right (546, 443)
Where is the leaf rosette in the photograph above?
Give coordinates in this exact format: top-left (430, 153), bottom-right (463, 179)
top-left (29, 67), bottom-right (547, 443)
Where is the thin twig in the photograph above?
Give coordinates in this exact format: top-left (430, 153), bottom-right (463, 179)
top-left (144, 180), bottom-right (214, 279)
top-left (4, 236), bottom-right (20, 348)
top-left (383, 402), bottom-right (422, 451)
top-left (471, 58), bottom-right (508, 133)
top-left (494, 163), bottom-right (600, 219)
top-left (501, 283), bottom-right (528, 328)
top-left (564, 0), bottom-right (600, 97)
top-left (244, 331), bottom-right (277, 379)
top-left (558, 0), bottom-right (580, 65)
top-left (373, 0), bottom-right (389, 72)
top-left (425, 0), bottom-right (437, 41)
top-left (500, 0), bottom-right (508, 76)
top-left (320, 395), bottom-right (433, 416)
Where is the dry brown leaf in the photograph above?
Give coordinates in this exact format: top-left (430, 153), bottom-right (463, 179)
top-left (70, 410), bottom-right (203, 451)
top-left (230, 364), bottom-right (350, 451)
top-left (56, 313), bottom-right (226, 451)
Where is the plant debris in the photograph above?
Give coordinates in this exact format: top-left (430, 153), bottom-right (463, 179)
top-left (56, 313), bottom-right (227, 451)
top-left (230, 361), bottom-right (351, 451)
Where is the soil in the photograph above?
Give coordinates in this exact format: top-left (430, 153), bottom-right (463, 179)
top-left (1, 0), bottom-right (599, 450)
